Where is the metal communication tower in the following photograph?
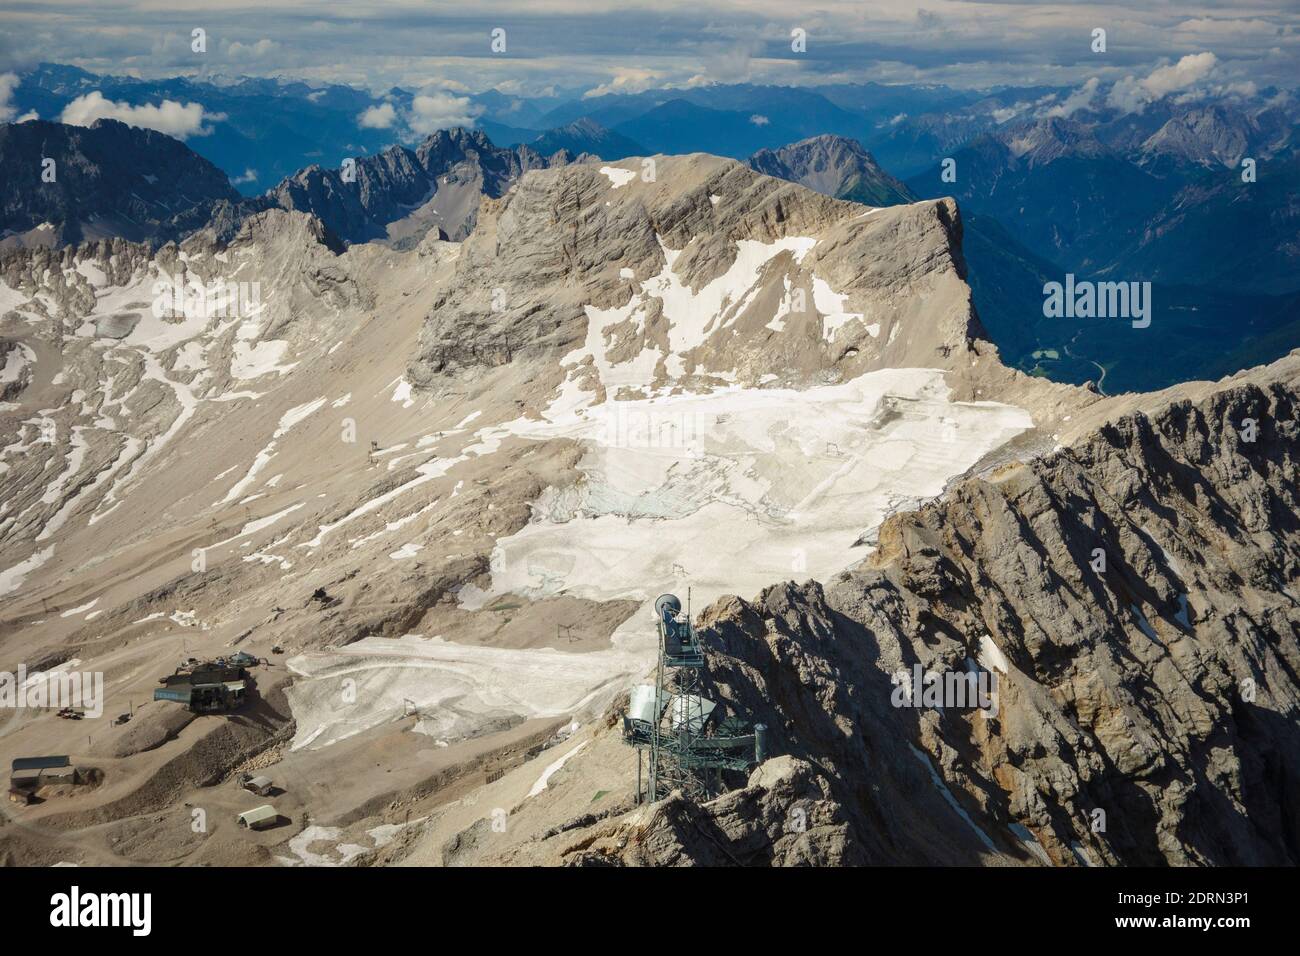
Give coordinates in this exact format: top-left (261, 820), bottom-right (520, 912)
top-left (624, 592), bottom-right (767, 804)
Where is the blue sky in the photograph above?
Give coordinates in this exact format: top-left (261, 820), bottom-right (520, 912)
top-left (1, 1), bottom-right (1296, 96)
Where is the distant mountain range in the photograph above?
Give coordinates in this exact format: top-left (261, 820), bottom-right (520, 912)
top-left (268, 128), bottom-right (583, 245)
top-left (747, 132), bottom-right (1300, 394)
top-left (0, 65), bottom-right (1051, 186)
top-left (0, 121), bottom-right (589, 250)
top-left (3, 61), bottom-right (1298, 393)
top-left (16, 63), bottom-right (399, 194)
top-left (0, 118), bottom-right (242, 247)
top-left (749, 135), bottom-right (912, 207)
top-left (905, 111), bottom-right (1300, 293)
top-left (11, 62), bottom-right (1295, 191)
top-left (481, 117), bottom-right (646, 160)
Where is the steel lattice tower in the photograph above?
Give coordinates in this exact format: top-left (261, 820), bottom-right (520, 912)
top-left (627, 593), bottom-right (766, 804)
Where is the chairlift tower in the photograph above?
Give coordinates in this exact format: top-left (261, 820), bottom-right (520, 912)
top-left (624, 593), bottom-right (767, 804)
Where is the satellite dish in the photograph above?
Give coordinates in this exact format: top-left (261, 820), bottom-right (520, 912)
top-left (654, 594), bottom-right (682, 621)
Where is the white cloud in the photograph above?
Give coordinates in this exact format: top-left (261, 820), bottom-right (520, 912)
top-left (991, 102), bottom-right (1029, 124)
top-left (0, 0), bottom-right (1289, 120)
top-left (357, 102), bottom-right (397, 129)
top-left (1107, 52), bottom-right (1219, 114)
top-left (60, 92), bottom-right (224, 138)
top-left (226, 38), bottom-right (280, 59)
top-left (1142, 52), bottom-right (1218, 98)
top-left (2, 0), bottom-right (1298, 97)
top-left (1107, 76), bottom-right (1147, 114)
top-left (406, 92), bottom-right (480, 136)
top-left (749, 113), bottom-right (770, 126)
top-left (1174, 18), bottom-right (1278, 40)
top-left (232, 168), bottom-right (259, 185)
top-left (1046, 77), bottom-right (1100, 118)
top-left (583, 68), bottom-right (666, 99)
top-left (0, 72), bottom-right (19, 122)
top-left (700, 38), bottom-right (762, 84)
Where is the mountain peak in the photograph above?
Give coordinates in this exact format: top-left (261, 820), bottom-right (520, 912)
top-left (529, 117), bottom-right (646, 160)
top-left (0, 119), bottom-right (241, 248)
top-left (561, 116), bottom-right (606, 135)
top-left (1002, 115), bottom-right (1106, 164)
top-left (1140, 103), bottom-right (1256, 168)
top-left (410, 153), bottom-right (976, 393)
top-left (749, 135), bottom-right (914, 207)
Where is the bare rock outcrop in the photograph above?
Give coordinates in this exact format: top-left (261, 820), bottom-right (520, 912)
top-left (408, 154), bottom-right (984, 391)
top-left (561, 757), bottom-right (863, 866)
top-left (621, 374), bottom-right (1300, 866)
top-left (0, 119), bottom-right (243, 249)
top-left (269, 127), bottom-right (578, 246)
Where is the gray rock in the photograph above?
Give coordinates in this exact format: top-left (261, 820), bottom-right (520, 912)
top-left (680, 376), bottom-right (1300, 866)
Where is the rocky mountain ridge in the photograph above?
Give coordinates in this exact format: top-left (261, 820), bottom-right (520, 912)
top-left (0, 121), bottom-right (595, 253)
top-left (267, 127), bottom-right (589, 245)
top-left (748, 134), bottom-right (913, 207)
top-left (407, 153), bottom-right (1008, 398)
top-left (0, 119), bottom-right (243, 249)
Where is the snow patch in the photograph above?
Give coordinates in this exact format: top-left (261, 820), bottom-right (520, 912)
top-left (978, 634), bottom-right (1010, 674)
top-left (599, 166), bottom-right (636, 188)
top-left (0, 343), bottom-right (35, 384)
top-left (60, 598), bottom-right (99, 618)
top-left (909, 743), bottom-right (999, 854)
top-left (527, 741), bottom-right (589, 797)
top-left (0, 546), bottom-right (55, 597)
top-left (813, 276), bottom-right (867, 341)
top-left (391, 379), bottom-right (415, 408)
top-left (285, 633), bottom-right (647, 751)
top-left (232, 339), bottom-right (295, 379)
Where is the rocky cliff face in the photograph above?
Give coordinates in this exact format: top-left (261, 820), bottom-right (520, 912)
top-left (560, 756), bottom-right (865, 866)
top-left (0, 119), bottom-right (243, 249)
top-left (268, 145), bottom-right (430, 244)
top-left (603, 371), bottom-right (1300, 866)
top-left (408, 153), bottom-right (987, 394)
top-left (0, 121), bottom-right (587, 253)
top-left (269, 127), bottom-right (577, 245)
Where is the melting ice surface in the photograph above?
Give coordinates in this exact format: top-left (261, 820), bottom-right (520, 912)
top-left (285, 632), bottom-right (650, 751)
top-left (465, 367), bottom-right (1033, 615)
